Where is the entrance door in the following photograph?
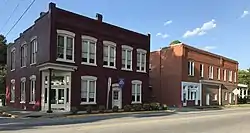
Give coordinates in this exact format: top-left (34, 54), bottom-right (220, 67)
top-left (51, 88), bottom-right (65, 110)
top-left (206, 94), bottom-right (210, 105)
top-left (112, 88), bottom-right (122, 109)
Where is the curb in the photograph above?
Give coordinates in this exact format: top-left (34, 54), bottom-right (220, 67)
top-left (0, 111), bottom-right (18, 118)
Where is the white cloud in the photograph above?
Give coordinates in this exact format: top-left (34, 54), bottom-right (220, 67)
top-left (241, 10), bottom-right (249, 18)
top-left (183, 19), bottom-right (216, 38)
top-left (164, 20), bottom-right (172, 26)
top-left (156, 32), bottom-right (169, 39)
top-left (202, 46), bottom-right (217, 51)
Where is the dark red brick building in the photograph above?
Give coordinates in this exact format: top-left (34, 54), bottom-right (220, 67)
top-left (6, 3), bottom-right (150, 111)
top-left (150, 42), bottom-right (238, 107)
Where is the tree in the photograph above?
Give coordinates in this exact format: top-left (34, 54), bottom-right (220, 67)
top-left (170, 40), bottom-right (182, 45)
top-left (238, 69), bottom-right (250, 86)
top-left (0, 34), bottom-right (7, 94)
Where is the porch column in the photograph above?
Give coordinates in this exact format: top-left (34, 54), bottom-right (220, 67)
top-left (246, 89), bottom-right (248, 97)
top-left (199, 83), bottom-right (202, 106)
top-left (219, 85), bottom-right (222, 105)
top-left (47, 68), bottom-right (53, 113)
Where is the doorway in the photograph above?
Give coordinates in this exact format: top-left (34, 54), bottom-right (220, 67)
top-left (112, 87), bottom-right (122, 109)
top-left (206, 94), bottom-right (210, 105)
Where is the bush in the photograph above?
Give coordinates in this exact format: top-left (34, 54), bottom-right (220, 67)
top-left (86, 106), bottom-right (92, 114)
top-left (150, 102), bottom-right (160, 110)
top-left (162, 104), bottom-right (168, 110)
top-left (124, 105), bottom-right (132, 112)
top-left (132, 104), bottom-right (142, 111)
top-left (143, 103), bottom-right (151, 111)
top-left (112, 106), bottom-right (119, 112)
top-left (70, 106), bottom-right (78, 114)
top-left (98, 105), bottom-right (106, 113)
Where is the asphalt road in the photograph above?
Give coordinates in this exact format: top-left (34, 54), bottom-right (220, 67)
top-left (1, 108), bottom-right (250, 133)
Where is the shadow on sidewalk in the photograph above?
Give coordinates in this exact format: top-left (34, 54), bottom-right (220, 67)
top-left (0, 111), bottom-right (176, 131)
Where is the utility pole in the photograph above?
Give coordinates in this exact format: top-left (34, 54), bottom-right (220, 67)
top-left (47, 68), bottom-right (53, 113)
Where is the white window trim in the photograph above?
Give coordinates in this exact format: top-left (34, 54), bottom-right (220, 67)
top-left (200, 64), bottom-right (204, 77)
top-left (229, 71), bottom-right (233, 82)
top-left (20, 77), bottom-right (26, 103)
top-left (224, 70), bottom-right (227, 81)
top-left (188, 61), bottom-right (195, 76)
top-left (209, 66), bottom-right (214, 79)
top-left (217, 68), bottom-right (221, 80)
top-left (122, 45), bottom-right (133, 71)
top-left (30, 36), bottom-right (38, 65)
top-left (136, 49), bottom-right (147, 73)
top-left (81, 35), bottom-right (97, 66)
top-left (56, 30), bottom-right (75, 63)
top-left (234, 72), bottom-right (237, 83)
top-left (131, 80), bottom-right (142, 104)
top-left (103, 41), bottom-right (116, 69)
top-left (20, 42), bottom-right (27, 68)
top-left (29, 75), bottom-right (36, 104)
top-left (10, 79), bottom-right (15, 103)
top-left (10, 48), bottom-right (16, 71)
top-left (80, 76), bottom-right (97, 105)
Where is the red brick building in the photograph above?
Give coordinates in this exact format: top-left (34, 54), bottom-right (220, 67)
top-left (150, 42), bottom-right (238, 107)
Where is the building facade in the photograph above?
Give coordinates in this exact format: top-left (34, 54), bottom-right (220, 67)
top-left (6, 3), bottom-right (150, 112)
top-left (150, 43), bottom-right (238, 107)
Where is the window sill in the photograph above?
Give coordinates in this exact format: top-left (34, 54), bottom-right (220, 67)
top-left (11, 69), bottom-right (15, 72)
top-left (80, 102), bottom-right (96, 105)
top-left (136, 70), bottom-right (146, 73)
top-left (29, 101), bottom-right (36, 104)
top-left (20, 101), bottom-right (26, 104)
top-left (131, 102), bottom-right (142, 104)
top-left (21, 66), bottom-right (26, 69)
top-left (188, 75), bottom-right (194, 77)
top-left (81, 62), bottom-right (97, 66)
top-left (10, 101), bottom-right (15, 103)
top-left (30, 63), bottom-right (36, 66)
top-left (121, 68), bottom-right (133, 71)
top-left (56, 58), bottom-right (75, 63)
top-left (103, 65), bottom-right (116, 69)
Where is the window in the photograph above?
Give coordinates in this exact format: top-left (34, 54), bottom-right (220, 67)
top-left (136, 49), bottom-right (147, 72)
top-left (81, 76), bottom-right (97, 104)
top-left (223, 69), bottom-right (227, 81)
top-left (81, 36), bottom-right (97, 66)
top-left (214, 94), bottom-right (217, 101)
top-left (21, 43), bottom-right (27, 67)
top-left (208, 66), bottom-right (213, 79)
top-left (57, 30), bottom-right (75, 62)
top-left (188, 61), bottom-right (194, 76)
top-left (200, 64), bottom-right (204, 77)
top-left (30, 38), bottom-right (37, 64)
top-left (10, 48), bottom-right (15, 71)
top-left (224, 92), bottom-right (228, 100)
top-left (234, 72), bottom-right (237, 82)
top-left (103, 41), bottom-right (116, 68)
top-left (30, 75), bottom-right (36, 104)
top-left (122, 45), bottom-right (133, 71)
top-left (132, 80), bottom-right (142, 103)
top-left (229, 70), bottom-right (233, 82)
top-left (20, 77), bottom-right (26, 103)
top-left (217, 68), bottom-right (221, 80)
top-left (10, 79), bottom-right (15, 102)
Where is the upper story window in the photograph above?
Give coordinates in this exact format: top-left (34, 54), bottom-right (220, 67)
top-left (228, 70), bottom-right (233, 82)
top-left (223, 69), bottom-right (227, 81)
top-left (208, 66), bottom-right (214, 79)
top-left (20, 43), bottom-right (27, 68)
top-left (234, 72), bottom-right (237, 83)
top-left (10, 48), bottom-right (16, 71)
top-left (122, 45), bottom-right (133, 71)
top-left (81, 76), bottom-right (97, 104)
top-left (136, 49), bottom-right (147, 72)
top-left (200, 64), bottom-right (204, 77)
top-left (188, 61), bottom-right (194, 76)
top-left (30, 37), bottom-right (37, 65)
top-left (81, 36), bottom-right (97, 66)
top-left (103, 41), bottom-right (116, 68)
top-left (217, 68), bottom-right (221, 80)
top-left (57, 30), bottom-right (75, 63)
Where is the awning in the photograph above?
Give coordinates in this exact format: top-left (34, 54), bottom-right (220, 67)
top-left (37, 63), bottom-right (77, 71)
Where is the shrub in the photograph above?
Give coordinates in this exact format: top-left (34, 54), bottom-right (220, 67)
top-left (112, 106), bottom-right (119, 112)
top-left (98, 105), bottom-right (106, 113)
top-left (70, 106), bottom-right (78, 114)
top-left (124, 105), bottom-right (132, 112)
top-left (150, 102), bottom-right (160, 110)
top-left (162, 104), bottom-right (168, 110)
top-left (143, 103), bottom-right (151, 111)
top-left (86, 106), bottom-right (92, 114)
top-left (132, 104), bottom-right (142, 111)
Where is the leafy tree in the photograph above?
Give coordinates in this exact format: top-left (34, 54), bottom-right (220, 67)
top-left (170, 40), bottom-right (182, 45)
top-left (0, 34), bottom-right (7, 94)
top-left (238, 69), bottom-right (250, 86)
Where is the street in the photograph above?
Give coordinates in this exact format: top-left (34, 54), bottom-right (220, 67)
top-left (1, 108), bottom-right (250, 133)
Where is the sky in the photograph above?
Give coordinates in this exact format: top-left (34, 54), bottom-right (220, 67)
top-left (0, 0), bottom-right (250, 69)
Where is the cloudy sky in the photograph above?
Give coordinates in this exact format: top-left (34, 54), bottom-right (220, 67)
top-left (0, 0), bottom-right (249, 69)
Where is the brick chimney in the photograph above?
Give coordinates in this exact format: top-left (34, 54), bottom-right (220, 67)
top-left (96, 13), bottom-right (103, 22)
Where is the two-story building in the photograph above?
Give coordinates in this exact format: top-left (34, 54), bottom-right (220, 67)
top-left (6, 3), bottom-right (150, 112)
top-left (150, 42), bottom-right (238, 107)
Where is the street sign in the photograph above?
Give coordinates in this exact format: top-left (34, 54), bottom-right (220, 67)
top-left (118, 78), bottom-right (125, 89)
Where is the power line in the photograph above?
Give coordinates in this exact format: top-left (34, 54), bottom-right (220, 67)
top-left (0, 3), bottom-right (20, 33)
top-left (5, 0), bottom-right (36, 37)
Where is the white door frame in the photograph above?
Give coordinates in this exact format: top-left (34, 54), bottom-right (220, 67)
top-left (41, 70), bottom-right (71, 112)
top-left (206, 94), bottom-right (210, 105)
top-left (112, 84), bottom-right (122, 109)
